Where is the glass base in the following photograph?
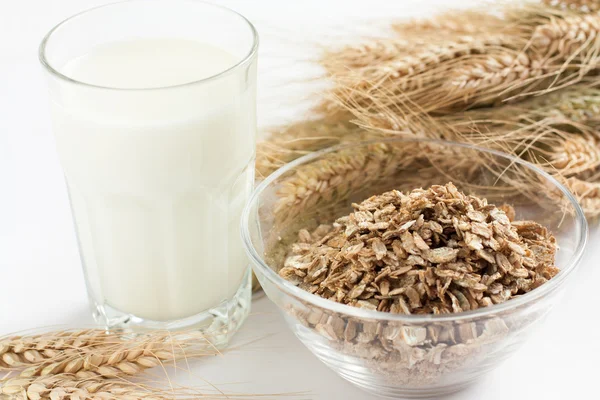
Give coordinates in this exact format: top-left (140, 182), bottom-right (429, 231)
top-left (90, 268), bottom-right (252, 349)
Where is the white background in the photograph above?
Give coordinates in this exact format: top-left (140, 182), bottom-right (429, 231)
top-left (1, 0), bottom-right (599, 399)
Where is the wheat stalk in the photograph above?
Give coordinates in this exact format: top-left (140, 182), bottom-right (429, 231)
top-left (543, 87), bottom-right (600, 122)
top-left (0, 330), bottom-right (216, 379)
top-left (0, 332), bottom-right (296, 400)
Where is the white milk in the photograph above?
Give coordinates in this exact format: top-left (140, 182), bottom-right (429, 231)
top-left (51, 39), bottom-right (255, 321)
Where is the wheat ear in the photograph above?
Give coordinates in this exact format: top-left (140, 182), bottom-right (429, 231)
top-left (437, 11), bottom-right (600, 110)
top-left (565, 176), bottom-right (600, 217)
top-left (0, 330), bottom-right (110, 371)
top-left (274, 141), bottom-right (403, 219)
top-left (543, 0), bottom-right (600, 12)
top-left (256, 114), bottom-right (361, 178)
top-left (1, 372), bottom-right (198, 400)
top-left (0, 371), bottom-right (284, 400)
top-left (1, 330), bottom-right (216, 379)
top-left (319, 32), bottom-right (527, 115)
top-left (438, 84), bottom-right (600, 126)
top-left (392, 10), bottom-right (508, 37)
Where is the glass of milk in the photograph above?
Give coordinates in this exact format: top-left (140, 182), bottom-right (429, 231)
top-left (39, 0), bottom-right (258, 344)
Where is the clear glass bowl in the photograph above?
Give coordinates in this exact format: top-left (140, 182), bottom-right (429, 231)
top-left (242, 138), bottom-right (587, 398)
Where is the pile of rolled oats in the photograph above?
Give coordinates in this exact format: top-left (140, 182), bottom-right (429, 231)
top-left (280, 182), bottom-right (558, 314)
top-left (278, 183), bottom-right (559, 386)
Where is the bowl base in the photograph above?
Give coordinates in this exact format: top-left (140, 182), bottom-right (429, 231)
top-left (347, 376), bottom-right (473, 399)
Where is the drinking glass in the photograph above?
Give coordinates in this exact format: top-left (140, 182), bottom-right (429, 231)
top-left (39, 0), bottom-right (258, 345)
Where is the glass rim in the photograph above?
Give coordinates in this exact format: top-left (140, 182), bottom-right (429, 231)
top-left (241, 137), bottom-right (589, 323)
top-left (38, 0), bottom-right (259, 91)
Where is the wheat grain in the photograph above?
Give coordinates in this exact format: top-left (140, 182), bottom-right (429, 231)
top-left (280, 183), bottom-right (558, 314)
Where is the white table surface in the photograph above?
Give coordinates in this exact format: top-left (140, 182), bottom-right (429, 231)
top-left (1, 0), bottom-right (599, 399)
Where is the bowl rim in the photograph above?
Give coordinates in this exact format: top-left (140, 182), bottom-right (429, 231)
top-left (242, 137), bottom-right (588, 322)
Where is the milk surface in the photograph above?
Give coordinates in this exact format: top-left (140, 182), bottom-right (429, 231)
top-left (52, 39), bottom-right (255, 321)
